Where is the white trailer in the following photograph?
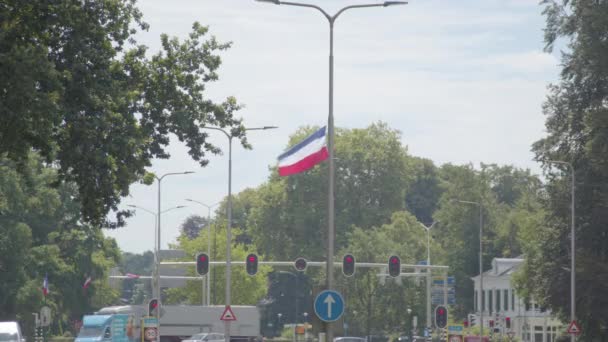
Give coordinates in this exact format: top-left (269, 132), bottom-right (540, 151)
top-left (94, 305), bottom-right (260, 342)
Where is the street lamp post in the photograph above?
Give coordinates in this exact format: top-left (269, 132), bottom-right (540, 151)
top-left (418, 221), bottom-right (438, 331)
top-left (548, 160), bottom-right (576, 342)
top-left (203, 125), bottom-right (277, 342)
top-left (255, 2), bottom-right (406, 340)
top-left (185, 199), bottom-right (221, 306)
top-left (154, 171), bottom-right (193, 342)
top-left (455, 200), bottom-right (483, 340)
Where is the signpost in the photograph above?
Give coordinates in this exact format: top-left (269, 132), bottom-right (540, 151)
top-left (142, 317), bottom-right (158, 342)
top-left (220, 306), bottom-right (237, 321)
top-left (314, 290), bottom-right (344, 322)
top-left (40, 306), bottom-right (52, 327)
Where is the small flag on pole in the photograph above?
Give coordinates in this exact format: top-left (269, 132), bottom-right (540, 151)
top-left (42, 274), bottom-right (49, 296)
top-left (83, 276), bottom-right (92, 289)
top-left (126, 273), bottom-right (140, 279)
top-left (278, 126), bottom-right (329, 176)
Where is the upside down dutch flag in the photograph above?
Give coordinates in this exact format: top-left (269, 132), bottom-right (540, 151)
top-left (278, 126), bottom-right (329, 176)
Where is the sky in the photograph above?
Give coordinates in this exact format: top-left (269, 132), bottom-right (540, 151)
top-left (104, 0), bottom-right (561, 254)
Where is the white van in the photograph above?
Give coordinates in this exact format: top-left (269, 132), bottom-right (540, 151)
top-left (0, 321), bottom-right (25, 342)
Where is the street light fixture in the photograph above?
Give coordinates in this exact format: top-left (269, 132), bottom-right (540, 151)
top-left (547, 160), bottom-right (576, 342)
top-left (185, 199), bottom-right (221, 306)
top-left (418, 221), bottom-right (438, 330)
top-left (154, 171), bottom-right (193, 342)
top-left (202, 125), bottom-right (277, 342)
top-left (255, 2), bottom-right (406, 340)
top-left (454, 200), bottom-right (483, 340)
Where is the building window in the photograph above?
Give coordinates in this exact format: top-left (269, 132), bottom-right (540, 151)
top-left (504, 290), bottom-right (509, 311)
top-left (512, 290), bottom-right (515, 310)
top-left (475, 290), bottom-right (478, 312)
top-left (489, 290), bottom-right (493, 314)
top-left (482, 290), bottom-right (486, 311)
top-left (496, 289), bottom-right (501, 312)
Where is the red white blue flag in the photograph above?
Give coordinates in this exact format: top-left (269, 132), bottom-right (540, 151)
top-left (278, 126), bottom-right (329, 176)
top-left (83, 276), bottom-right (92, 289)
top-left (42, 274), bottom-right (49, 296)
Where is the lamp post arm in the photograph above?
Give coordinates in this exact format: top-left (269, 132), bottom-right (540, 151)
top-left (334, 4), bottom-right (386, 21)
top-left (279, 1), bottom-right (331, 20)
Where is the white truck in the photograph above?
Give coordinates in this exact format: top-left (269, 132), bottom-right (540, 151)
top-left (77, 305), bottom-right (260, 342)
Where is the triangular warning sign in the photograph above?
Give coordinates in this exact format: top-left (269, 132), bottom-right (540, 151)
top-left (220, 305), bottom-right (237, 321)
top-left (567, 320), bottom-right (581, 335)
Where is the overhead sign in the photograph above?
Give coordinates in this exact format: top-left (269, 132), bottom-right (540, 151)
top-left (314, 290), bottom-right (344, 322)
top-left (220, 305), bottom-right (237, 321)
top-left (567, 320), bottom-right (581, 335)
top-left (448, 325), bottom-right (464, 334)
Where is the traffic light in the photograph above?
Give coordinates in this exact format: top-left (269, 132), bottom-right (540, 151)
top-left (505, 317), bottom-right (511, 329)
top-left (489, 320), bottom-right (495, 328)
top-left (148, 298), bottom-right (159, 316)
top-left (196, 252), bottom-right (209, 275)
top-left (246, 253), bottom-right (258, 276)
top-left (463, 320), bottom-right (469, 328)
top-left (388, 255), bottom-right (401, 277)
top-left (434, 305), bottom-right (448, 329)
top-left (342, 254), bottom-right (356, 277)
top-left (469, 314), bottom-right (477, 327)
top-left (294, 257), bottom-right (308, 272)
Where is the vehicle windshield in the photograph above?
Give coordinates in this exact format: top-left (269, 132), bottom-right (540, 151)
top-left (0, 333), bottom-right (18, 342)
top-left (78, 326), bottom-right (103, 337)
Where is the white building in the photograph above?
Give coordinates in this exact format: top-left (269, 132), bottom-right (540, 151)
top-left (470, 257), bottom-right (564, 342)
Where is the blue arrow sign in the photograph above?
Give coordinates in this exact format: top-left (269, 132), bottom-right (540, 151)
top-left (314, 290), bottom-right (344, 322)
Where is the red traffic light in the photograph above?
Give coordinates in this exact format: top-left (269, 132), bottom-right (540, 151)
top-left (196, 252), bottom-right (210, 275)
top-left (388, 255), bottom-right (401, 277)
top-left (342, 254), bottom-right (356, 277)
top-left (463, 320), bottom-right (469, 328)
top-left (434, 305), bottom-right (448, 329)
top-left (148, 298), bottom-right (159, 316)
top-left (438, 308), bottom-right (445, 315)
top-left (246, 253), bottom-right (258, 276)
top-left (489, 320), bottom-right (494, 327)
top-left (505, 317), bottom-right (511, 329)
top-left (199, 255), bottom-right (207, 262)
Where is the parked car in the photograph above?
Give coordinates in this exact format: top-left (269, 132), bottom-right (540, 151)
top-left (0, 321), bottom-right (25, 342)
top-left (334, 337), bottom-right (366, 342)
top-left (182, 333), bottom-right (225, 342)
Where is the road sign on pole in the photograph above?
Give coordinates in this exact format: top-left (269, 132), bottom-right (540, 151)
top-left (566, 320), bottom-right (581, 335)
top-left (40, 306), bottom-right (51, 327)
top-left (314, 290), bottom-right (344, 322)
top-left (220, 306), bottom-right (237, 321)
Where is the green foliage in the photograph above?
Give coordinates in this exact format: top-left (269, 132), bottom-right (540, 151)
top-left (0, 0), bottom-right (244, 228)
top-left (0, 154), bottom-right (121, 338)
top-left (523, 0), bottom-right (608, 337)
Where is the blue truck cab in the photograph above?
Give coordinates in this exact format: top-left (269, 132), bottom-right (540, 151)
top-left (75, 314), bottom-right (136, 342)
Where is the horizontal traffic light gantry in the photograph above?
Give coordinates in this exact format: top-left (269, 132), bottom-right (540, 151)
top-left (388, 255), bottom-right (401, 277)
top-left (196, 252), bottom-right (209, 276)
top-left (294, 257), bottom-right (308, 272)
top-left (246, 253), bottom-right (258, 276)
top-left (342, 254), bottom-right (356, 277)
top-left (435, 305), bottom-right (448, 329)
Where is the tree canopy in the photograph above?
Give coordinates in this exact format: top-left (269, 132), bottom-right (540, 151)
top-left (0, 0), bottom-right (244, 228)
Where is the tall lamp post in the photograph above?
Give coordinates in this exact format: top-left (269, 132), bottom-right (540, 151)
top-left (154, 171), bottom-right (193, 342)
top-left (419, 221), bottom-right (438, 330)
top-left (203, 125), bottom-right (277, 342)
top-left (255, 2), bottom-right (406, 340)
top-left (547, 160), bottom-right (576, 342)
top-left (455, 200), bottom-right (483, 340)
top-left (185, 199), bottom-right (221, 306)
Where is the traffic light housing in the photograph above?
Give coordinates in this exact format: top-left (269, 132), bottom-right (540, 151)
top-left (294, 257), bottom-right (307, 272)
top-left (463, 320), bottom-right (469, 328)
top-left (342, 254), bottom-right (356, 277)
top-left (505, 317), bottom-right (511, 329)
top-left (148, 298), bottom-right (159, 316)
top-left (388, 255), bottom-right (401, 277)
top-left (435, 305), bottom-right (448, 329)
top-left (489, 319), bottom-right (495, 328)
top-left (246, 253), bottom-right (258, 276)
top-left (196, 252), bottom-right (209, 275)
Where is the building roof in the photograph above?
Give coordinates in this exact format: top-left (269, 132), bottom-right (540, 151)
top-left (470, 257), bottom-right (524, 281)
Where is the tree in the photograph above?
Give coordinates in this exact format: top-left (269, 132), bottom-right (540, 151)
top-left (523, 0), bottom-right (608, 337)
top-left (248, 123), bottom-right (413, 260)
top-left (179, 215), bottom-right (208, 240)
top-left (0, 154), bottom-right (121, 338)
top-left (0, 0), bottom-right (245, 228)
